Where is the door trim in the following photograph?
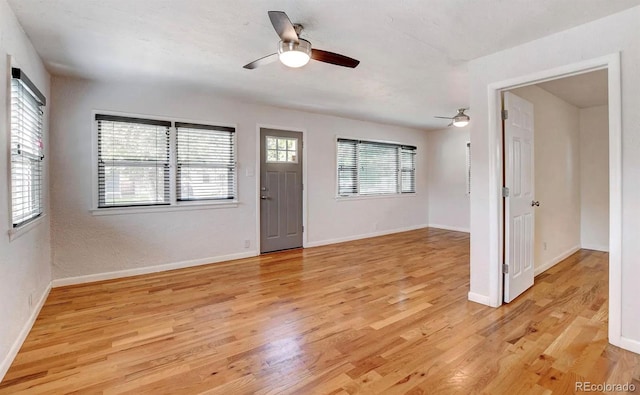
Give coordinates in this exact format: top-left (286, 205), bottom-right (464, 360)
top-left (255, 124), bottom-right (308, 254)
top-left (484, 53), bottom-right (622, 348)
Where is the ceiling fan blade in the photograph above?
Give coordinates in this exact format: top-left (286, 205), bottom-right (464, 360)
top-left (434, 116), bottom-right (453, 119)
top-left (311, 49), bottom-right (360, 68)
top-left (243, 53), bottom-right (278, 69)
top-left (268, 11), bottom-right (299, 43)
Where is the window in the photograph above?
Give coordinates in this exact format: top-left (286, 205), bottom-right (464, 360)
top-left (466, 141), bottom-right (471, 195)
top-left (337, 139), bottom-right (358, 195)
top-left (10, 68), bottom-right (46, 227)
top-left (96, 114), bottom-right (237, 209)
top-left (401, 147), bottom-right (416, 193)
top-left (97, 115), bottom-right (171, 208)
top-left (176, 123), bottom-right (236, 201)
top-left (337, 138), bottom-right (416, 197)
top-left (265, 136), bottom-right (298, 163)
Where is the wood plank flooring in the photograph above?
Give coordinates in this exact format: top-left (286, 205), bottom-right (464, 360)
top-left (1, 228), bottom-right (638, 394)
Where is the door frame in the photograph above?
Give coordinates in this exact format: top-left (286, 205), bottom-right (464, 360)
top-left (255, 124), bottom-right (308, 253)
top-left (486, 53), bottom-right (622, 346)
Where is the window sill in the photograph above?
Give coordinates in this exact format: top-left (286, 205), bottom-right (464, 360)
top-left (8, 214), bottom-right (47, 242)
top-left (90, 201), bottom-right (239, 216)
top-left (335, 193), bottom-right (418, 202)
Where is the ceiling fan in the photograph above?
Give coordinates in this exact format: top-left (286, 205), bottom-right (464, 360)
top-left (243, 11), bottom-right (360, 70)
top-left (434, 108), bottom-right (470, 127)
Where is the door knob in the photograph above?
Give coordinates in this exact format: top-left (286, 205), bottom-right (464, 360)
top-left (261, 195), bottom-right (269, 200)
top-left (531, 200), bottom-right (540, 207)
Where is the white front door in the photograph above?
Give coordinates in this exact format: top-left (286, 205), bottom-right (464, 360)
top-left (503, 92), bottom-right (536, 303)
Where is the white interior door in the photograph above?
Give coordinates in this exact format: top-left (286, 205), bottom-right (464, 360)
top-left (504, 92), bottom-right (536, 303)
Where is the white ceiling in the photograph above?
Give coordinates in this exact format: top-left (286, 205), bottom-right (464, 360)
top-left (537, 69), bottom-right (608, 108)
top-left (7, 0), bottom-right (639, 129)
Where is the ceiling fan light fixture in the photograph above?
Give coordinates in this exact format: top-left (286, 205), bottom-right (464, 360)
top-left (452, 109), bottom-right (470, 127)
top-left (278, 39), bottom-right (311, 68)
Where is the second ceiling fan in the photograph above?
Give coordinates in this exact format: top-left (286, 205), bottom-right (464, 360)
top-left (244, 11), bottom-right (360, 70)
top-left (434, 108), bottom-right (470, 127)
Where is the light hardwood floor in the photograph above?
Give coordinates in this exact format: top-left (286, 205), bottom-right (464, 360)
top-left (1, 228), bottom-right (638, 394)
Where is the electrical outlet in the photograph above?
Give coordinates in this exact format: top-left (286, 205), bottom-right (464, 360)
top-left (28, 293), bottom-right (33, 309)
top-left (244, 240), bottom-right (250, 248)
top-left (543, 242), bottom-right (547, 251)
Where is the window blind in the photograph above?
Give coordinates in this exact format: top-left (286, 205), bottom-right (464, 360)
top-left (96, 115), bottom-right (171, 207)
top-left (337, 138), bottom-right (416, 197)
top-left (176, 123), bottom-right (236, 201)
top-left (337, 139), bottom-right (358, 195)
top-left (401, 147), bottom-right (416, 193)
top-left (359, 142), bottom-right (399, 195)
top-left (11, 70), bottom-right (45, 227)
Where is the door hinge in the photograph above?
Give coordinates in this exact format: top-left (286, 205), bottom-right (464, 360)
top-left (502, 187), bottom-right (510, 197)
top-left (302, 225), bottom-right (304, 232)
top-left (502, 264), bottom-right (509, 274)
top-left (502, 110), bottom-right (509, 120)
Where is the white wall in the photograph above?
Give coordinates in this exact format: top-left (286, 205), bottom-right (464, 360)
top-left (49, 76), bottom-right (429, 281)
top-left (427, 127), bottom-right (470, 232)
top-left (580, 105), bottom-right (609, 251)
top-left (468, 6), bottom-right (640, 349)
top-left (509, 85), bottom-right (581, 275)
top-left (0, 0), bottom-right (51, 379)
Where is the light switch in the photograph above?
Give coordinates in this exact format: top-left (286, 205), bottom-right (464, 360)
top-left (246, 168), bottom-right (255, 177)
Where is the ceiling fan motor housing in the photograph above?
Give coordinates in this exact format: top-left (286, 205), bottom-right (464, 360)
top-left (278, 39), bottom-right (312, 68)
top-left (453, 109), bottom-right (470, 127)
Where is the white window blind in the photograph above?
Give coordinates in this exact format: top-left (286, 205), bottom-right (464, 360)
top-left (96, 115), bottom-right (171, 208)
top-left (337, 139), bottom-right (358, 195)
top-left (176, 123), bottom-right (236, 201)
top-left (360, 142), bottom-right (399, 195)
top-left (401, 148), bottom-right (416, 193)
top-left (11, 68), bottom-right (46, 228)
top-left (337, 138), bottom-right (416, 197)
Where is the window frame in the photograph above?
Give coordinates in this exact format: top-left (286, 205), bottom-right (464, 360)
top-left (9, 67), bottom-right (47, 235)
top-left (91, 111), bottom-right (238, 215)
top-left (264, 135), bottom-right (300, 164)
top-left (175, 122), bottom-right (238, 202)
top-left (96, 114), bottom-right (172, 208)
top-left (400, 146), bottom-right (417, 194)
top-left (335, 136), bottom-right (417, 199)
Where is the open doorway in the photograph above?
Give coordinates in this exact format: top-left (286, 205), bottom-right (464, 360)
top-left (502, 69), bottom-right (609, 303)
top-left (485, 53), bottom-right (623, 347)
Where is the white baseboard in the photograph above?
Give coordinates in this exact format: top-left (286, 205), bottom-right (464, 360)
top-left (581, 243), bottom-right (609, 252)
top-left (52, 251), bottom-right (259, 287)
top-left (468, 291), bottom-right (493, 306)
top-left (305, 224), bottom-right (429, 248)
top-left (534, 245), bottom-right (581, 276)
top-left (428, 224), bottom-right (470, 233)
top-left (0, 283), bottom-right (51, 382)
top-left (617, 336), bottom-right (640, 355)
